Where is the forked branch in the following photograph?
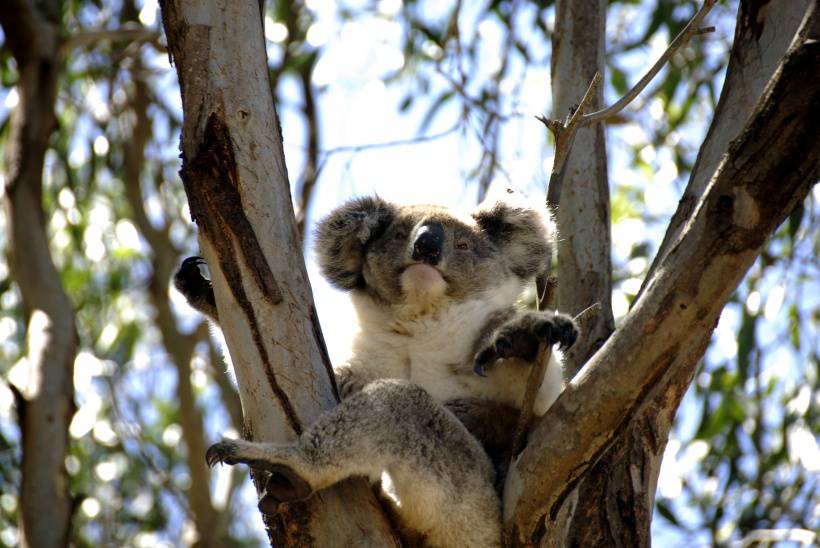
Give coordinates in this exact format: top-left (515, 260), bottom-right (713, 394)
top-left (582, 0), bottom-right (717, 125)
top-left (537, 0), bottom-right (717, 180)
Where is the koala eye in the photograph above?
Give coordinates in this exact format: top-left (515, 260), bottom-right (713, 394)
top-left (394, 231), bottom-right (408, 241)
top-left (455, 240), bottom-right (469, 250)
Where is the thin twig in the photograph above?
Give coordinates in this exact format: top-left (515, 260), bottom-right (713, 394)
top-left (536, 71), bottom-right (602, 180)
top-left (318, 123), bottom-right (460, 157)
top-left (510, 299), bottom-right (600, 459)
top-left (510, 343), bottom-right (553, 458)
top-left (581, 0), bottom-right (717, 126)
top-left (574, 302), bottom-right (602, 328)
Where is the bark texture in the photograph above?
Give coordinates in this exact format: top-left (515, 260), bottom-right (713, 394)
top-left (157, 0), bottom-right (397, 545)
top-left (504, 4), bottom-right (820, 542)
top-left (547, 2), bottom-right (813, 546)
top-left (0, 1), bottom-right (77, 547)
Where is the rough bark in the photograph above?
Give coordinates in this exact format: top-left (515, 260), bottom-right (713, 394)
top-left (157, 0), bottom-right (397, 545)
top-left (549, 0), bottom-right (615, 376)
top-left (121, 64), bottom-right (231, 546)
top-left (0, 1), bottom-right (77, 547)
top-left (504, 5), bottom-right (820, 543)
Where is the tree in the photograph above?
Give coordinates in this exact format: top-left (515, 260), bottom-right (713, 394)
top-left (157, 0), bottom-right (818, 546)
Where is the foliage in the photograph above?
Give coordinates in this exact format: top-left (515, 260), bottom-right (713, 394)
top-left (0, 0), bottom-right (816, 545)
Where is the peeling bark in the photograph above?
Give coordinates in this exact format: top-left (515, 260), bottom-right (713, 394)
top-left (0, 2), bottom-right (77, 547)
top-left (505, 5), bottom-right (820, 542)
top-left (158, 0), bottom-right (397, 544)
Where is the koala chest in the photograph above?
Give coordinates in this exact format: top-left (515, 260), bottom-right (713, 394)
top-left (346, 300), bottom-right (495, 402)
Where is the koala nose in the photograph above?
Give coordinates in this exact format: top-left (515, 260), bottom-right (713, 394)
top-left (412, 224), bottom-right (444, 265)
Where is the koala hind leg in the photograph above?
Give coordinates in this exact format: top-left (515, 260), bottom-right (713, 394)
top-left (207, 380), bottom-right (501, 548)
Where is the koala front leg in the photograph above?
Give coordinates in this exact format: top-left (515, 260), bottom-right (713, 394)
top-left (471, 311), bottom-right (578, 415)
top-left (472, 310), bottom-right (578, 376)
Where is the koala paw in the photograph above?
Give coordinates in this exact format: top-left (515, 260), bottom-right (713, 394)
top-left (174, 256), bottom-right (217, 319)
top-left (174, 256), bottom-right (212, 300)
top-left (206, 439), bottom-right (313, 508)
top-left (205, 439), bottom-right (242, 467)
top-left (473, 311), bottom-right (578, 377)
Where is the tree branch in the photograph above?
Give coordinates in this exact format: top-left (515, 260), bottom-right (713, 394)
top-left (636, 0), bottom-right (813, 302)
top-left (0, 0), bottom-right (53, 63)
top-left (58, 27), bottom-right (161, 58)
top-left (1, 3), bottom-right (77, 546)
top-left (504, 11), bottom-right (820, 540)
top-left (581, 0), bottom-right (717, 126)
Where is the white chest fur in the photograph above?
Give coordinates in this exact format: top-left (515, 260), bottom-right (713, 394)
top-left (339, 279), bottom-right (525, 403)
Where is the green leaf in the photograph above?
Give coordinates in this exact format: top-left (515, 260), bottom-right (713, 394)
top-left (736, 309), bottom-right (757, 377)
top-left (656, 500), bottom-right (681, 526)
top-left (610, 66), bottom-right (628, 95)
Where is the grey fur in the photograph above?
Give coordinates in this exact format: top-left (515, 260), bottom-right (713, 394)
top-left (208, 380), bottom-right (501, 547)
top-left (176, 197), bottom-right (579, 547)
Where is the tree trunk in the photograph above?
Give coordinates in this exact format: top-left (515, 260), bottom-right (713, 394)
top-left (549, 0), bottom-right (615, 377)
top-left (552, 2), bottom-right (814, 546)
top-left (157, 0), bottom-right (397, 545)
top-left (0, 2), bottom-right (77, 547)
top-left (504, 2), bottom-right (819, 543)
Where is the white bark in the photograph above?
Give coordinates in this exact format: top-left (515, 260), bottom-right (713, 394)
top-left (549, 0), bottom-right (614, 374)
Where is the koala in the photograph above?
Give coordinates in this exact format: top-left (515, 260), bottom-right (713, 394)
top-left (175, 197), bottom-right (578, 547)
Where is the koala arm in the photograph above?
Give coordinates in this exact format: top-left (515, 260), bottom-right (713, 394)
top-left (468, 309), bottom-right (578, 415)
top-left (174, 257), bottom-right (376, 400)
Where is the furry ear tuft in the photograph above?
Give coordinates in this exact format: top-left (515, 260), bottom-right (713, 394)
top-left (472, 201), bottom-right (555, 278)
top-left (314, 197), bottom-right (396, 290)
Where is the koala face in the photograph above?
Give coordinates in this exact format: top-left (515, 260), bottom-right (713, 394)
top-left (315, 197), bottom-right (553, 308)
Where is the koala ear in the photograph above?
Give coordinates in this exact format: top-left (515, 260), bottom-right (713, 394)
top-left (314, 196), bottom-right (396, 291)
top-left (472, 201), bottom-right (555, 278)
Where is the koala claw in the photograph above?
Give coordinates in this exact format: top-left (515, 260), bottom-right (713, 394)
top-left (206, 440), bottom-right (238, 467)
top-left (472, 311), bottom-right (579, 376)
top-left (174, 256), bottom-right (211, 290)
